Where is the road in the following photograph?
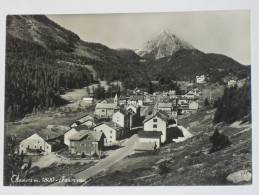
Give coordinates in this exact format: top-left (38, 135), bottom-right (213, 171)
top-left (50, 134), bottom-right (138, 186)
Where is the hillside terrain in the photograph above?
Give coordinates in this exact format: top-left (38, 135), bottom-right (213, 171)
top-left (85, 109), bottom-right (251, 185)
top-left (5, 15), bottom-right (250, 121)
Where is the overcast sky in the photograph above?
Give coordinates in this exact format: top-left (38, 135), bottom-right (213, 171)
top-left (48, 10), bottom-right (250, 65)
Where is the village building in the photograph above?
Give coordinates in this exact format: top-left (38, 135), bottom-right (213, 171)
top-left (112, 110), bottom-right (130, 128)
top-left (157, 102), bottom-right (173, 116)
top-left (94, 103), bottom-right (120, 119)
top-left (94, 122), bottom-right (126, 146)
top-left (196, 75), bottom-right (206, 84)
top-left (69, 130), bottom-right (105, 156)
top-left (127, 95), bottom-right (144, 107)
top-left (143, 111), bottom-right (171, 143)
top-left (94, 94), bottom-right (120, 119)
top-left (70, 115), bottom-right (95, 128)
top-left (64, 128), bottom-right (78, 146)
top-left (19, 134), bottom-right (52, 155)
top-left (19, 125), bottom-right (69, 155)
top-left (113, 109), bottom-right (139, 130)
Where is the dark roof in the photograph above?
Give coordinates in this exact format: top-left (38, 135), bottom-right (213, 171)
top-left (143, 110), bottom-right (169, 123)
top-left (94, 121), bottom-right (124, 132)
top-left (138, 131), bottom-right (162, 138)
top-left (37, 125), bottom-right (70, 140)
top-left (75, 125), bottom-right (91, 131)
top-left (95, 103), bottom-right (119, 109)
top-left (70, 130), bottom-right (103, 141)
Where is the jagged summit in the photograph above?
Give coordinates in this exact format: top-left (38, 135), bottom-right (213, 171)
top-left (136, 29), bottom-right (194, 60)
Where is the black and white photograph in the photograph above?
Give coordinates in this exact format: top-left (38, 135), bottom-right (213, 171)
top-left (3, 9), bottom-right (253, 187)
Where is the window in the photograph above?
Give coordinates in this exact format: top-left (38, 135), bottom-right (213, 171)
top-left (110, 130), bottom-right (113, 133)
top-left (110, 136), bottom-right (112, 139)
top-left (102, 110), bottom-right (105, 112)
top-left (153, 118), bottom-right (157, 123)
top-left (153, 124), bottom-right (157, 128)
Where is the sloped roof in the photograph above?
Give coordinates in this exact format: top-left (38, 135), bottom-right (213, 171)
top-left (143, 110), bottom-right (169, 123)
top-left (94, 121), bottom-right (124, 132)
top-left (77, 115), bottom-right (94, 123)
top-left (75, 125), bottom-right (91, 131)
top-left (95, 103), bottom-right (119, 109)
top-left (70, 130), bottom-right (104, 141)
top-left (37, 126), bottom-right (70, 140)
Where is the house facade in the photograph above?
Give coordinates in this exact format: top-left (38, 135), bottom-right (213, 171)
top-left (112, 110), bottom-right (130, 129)
top-left (94, 122), bottom-right (125, 146)
top-left (69, 130), bottom-right (105, 156)
top-left (143, 111), bottom-right (169, 143)
top-left (94, 103), bottom-right (120, 119)
top-left (157, 102), bottom-right (173, 116)
top-left (64, 128), bottom-right (78, 146)
top-left (19, 134), bottom-right (52, 155)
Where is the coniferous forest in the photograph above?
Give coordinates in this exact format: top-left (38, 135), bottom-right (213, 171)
top-left (213, 82), bottom-right (251, 124)
top-left (5, 35), bottom-right (93, 121)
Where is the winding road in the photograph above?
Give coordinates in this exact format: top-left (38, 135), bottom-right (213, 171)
top-left (50, 134), bottom-right (138, 186)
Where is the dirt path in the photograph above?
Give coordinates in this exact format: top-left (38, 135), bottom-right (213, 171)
top-left (50, 134), bottom-right (139, 186)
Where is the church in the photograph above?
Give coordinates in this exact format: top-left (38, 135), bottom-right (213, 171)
top-left (94, 94), bottom-right (120, 119)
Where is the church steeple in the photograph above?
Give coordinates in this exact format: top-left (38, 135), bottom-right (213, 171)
top-left (114, 93), bottom-right (118, 105)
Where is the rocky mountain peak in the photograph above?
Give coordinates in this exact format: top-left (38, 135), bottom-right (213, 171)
top-left (136, 29), bottom-right (194, 60)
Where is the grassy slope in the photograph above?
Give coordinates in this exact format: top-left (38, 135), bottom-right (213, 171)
top-left (86, 109), bottom-right (251, 185)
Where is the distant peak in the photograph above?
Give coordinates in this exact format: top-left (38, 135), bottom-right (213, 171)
top-left (136, 29), bottom-right (195, 60)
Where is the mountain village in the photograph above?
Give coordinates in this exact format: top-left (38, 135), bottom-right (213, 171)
top-left (4, 14), bottom-right (251, 186)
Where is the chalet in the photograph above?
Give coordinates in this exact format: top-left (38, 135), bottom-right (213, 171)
top-left (19, 126), bottom-right (68, 155)
top-left (19, 134), bottom-right (52, 155)
top-left (69, 130), bottom-right (105, 156)
top-left (196, 75), bottom-right (206, 84)
top-left (143, 111), bottom-right (170, 143)
top-left (94, 122), bottom-right (126, 146)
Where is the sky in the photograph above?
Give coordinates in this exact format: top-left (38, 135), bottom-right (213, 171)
top-left (48, 10), bottom-right (250, 65)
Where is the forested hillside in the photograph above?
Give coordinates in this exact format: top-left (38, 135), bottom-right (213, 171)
top-left (144, 49), bottom-right (250, 82)
top-left (5, 15), bottom-right (251, 121)
top-left (213, 82), bottom-right (251, 124)
top-left (5, 15), bottom-right (148, 121)
top-left (5, 35), bottom-right (94, 121)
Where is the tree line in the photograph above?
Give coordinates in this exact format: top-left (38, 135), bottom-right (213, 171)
top-left (5, 35), bottom-right (93, 121)
top-left (213, 82), bottom-right (251, 124)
